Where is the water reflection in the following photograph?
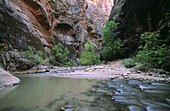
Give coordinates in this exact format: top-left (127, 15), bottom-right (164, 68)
top-left (0, 77), bottom-right (98, 111)
top-left (0, 85), bottom-right (18, 99)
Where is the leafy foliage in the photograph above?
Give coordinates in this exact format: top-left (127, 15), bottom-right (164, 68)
top-left (52, 43), bottom-right (69, 63)
top-left (101, 21), bottom-right (124, 61)
top-left (80, 41), bottom-right (101, 65)
top-left (24, 43), bottom-right (76, 66)
top-left (23, 46), bottom-right (46, 65)
top-left (102, 21), bottom-right (118, 43)
top-left (67, 59), bottom-right (76, 66)
top-left (123, 58), bottom-right (136, 68)
top-left (135, 32), bottom-right (168, 68)
top-left (52, 43), bottom-right (75, 66)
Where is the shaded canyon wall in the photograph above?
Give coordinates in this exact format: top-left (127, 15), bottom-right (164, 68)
top-left (109, 0), bottom-right (170, 70)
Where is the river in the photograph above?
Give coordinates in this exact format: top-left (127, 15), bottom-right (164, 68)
top-left (0, 74), bottom-right (169, 111)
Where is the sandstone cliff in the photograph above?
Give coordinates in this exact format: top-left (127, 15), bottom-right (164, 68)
top-left (0, 0), bottom-right (113, 70)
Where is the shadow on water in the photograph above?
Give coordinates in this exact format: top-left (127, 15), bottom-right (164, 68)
top-left (0, 74), bottom-right (169, 111)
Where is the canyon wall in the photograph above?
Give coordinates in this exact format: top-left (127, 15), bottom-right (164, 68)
top-left (109, 0), bottom-right (170, 71)
top-left (0, 0), bottom-right (113, 70)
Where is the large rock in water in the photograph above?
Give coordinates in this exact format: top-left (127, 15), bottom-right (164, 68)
top-left (0, 68), bottom-right (20, 87)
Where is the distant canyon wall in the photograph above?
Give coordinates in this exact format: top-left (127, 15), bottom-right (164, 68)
top-left (0, 0), bottom-right (113, 70)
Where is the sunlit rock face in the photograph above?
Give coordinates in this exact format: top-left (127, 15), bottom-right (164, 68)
top-left (0, 0), bottom-right (113, 69)
top-left (88, 0), bottom-right (114, 19)
top-left (11, 0), bottom-right (53, 48)
top-left (0, 0), bottom-right (47, 51)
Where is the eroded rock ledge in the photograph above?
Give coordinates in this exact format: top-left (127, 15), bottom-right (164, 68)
top-left (0, 68), bottom-right (20, 88)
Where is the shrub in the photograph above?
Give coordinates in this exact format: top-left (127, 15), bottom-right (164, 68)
top-left (23, 46), bottom-right (46, 65)
top-left (66, 59), bottom-right (76, 66)
top-left (35, 50), bottom-right (46, 65)
top-left (52, 43), bottom-right (75, 66)
top-left (123, 58), bottom-right (136, 68)
top-left (101, 38), bottom-right (124, 60)
top-left (101, 21), bottom-right (124, 61)
top-left (52, 43), bottom-right (69, 63)
top-left (23, 44), bottom-right (76, 66)
top-left (80, 41), bottom-right (101, 65)
top-left (135, 32), bottom-right (168, 68)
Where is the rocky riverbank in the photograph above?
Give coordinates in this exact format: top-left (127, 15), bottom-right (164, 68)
top-left (12, 60), bottom-right (170, 83)
top-left (0, 68), bottom-right (20, 88)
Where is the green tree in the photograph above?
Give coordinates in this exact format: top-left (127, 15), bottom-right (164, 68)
top-left (101, 21), bottom-right (124, 61)
top-left (135, 32), bottom-right (168, 68)
top-left (80, 41), bottom-right (101, 65)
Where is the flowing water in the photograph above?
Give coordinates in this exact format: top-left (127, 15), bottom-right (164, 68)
top-left (0, 74), bottom-right (169, 111)
top-left (92, 79), bottom-right (170, 111)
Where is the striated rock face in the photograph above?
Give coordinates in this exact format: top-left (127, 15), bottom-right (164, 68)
top-left (0, 51), bottom-right (35, 71)
top-left (51, 0), bottom-right (114, 59)
top-left (0, 68), bottom-right (20, 87)
top-left (0, 0), bottom-right (47, 51)
top-left (109, 0), bottom-right (170, 70)
top-left (0, 0), bottom-right (114, 70)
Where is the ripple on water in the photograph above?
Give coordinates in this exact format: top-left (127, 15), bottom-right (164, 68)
top-left (129, 105), bottom-right (145, 111)
top-left (146, 106), bottom-right (170, 111)
top-left (151, 82), bottom-right (170, 86)
top-left (93, 79), bottom-right (170, 111)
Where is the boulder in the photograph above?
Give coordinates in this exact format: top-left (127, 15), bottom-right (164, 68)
top-left (16, 58), bottom-right (36, 71)
top-left (36, 65), bottom-right (50, 73)
top-left (0, 51), bottom-right (35, 71)
top-left (0, 68), bottom-right (20, 87)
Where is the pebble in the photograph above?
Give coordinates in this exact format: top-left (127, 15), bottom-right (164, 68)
top-left (120, 85), bottom-right (124, 87)
top-left (148, 73), bottom-right (153, 76)
top-left (137, 71), bottom-right (141, 73)
top-left (112, 97), bottom-right (115, 101)
top-left (123, 73), bottom-right (128, 76)
top-left (91, 88), bottom-right (96, 92)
